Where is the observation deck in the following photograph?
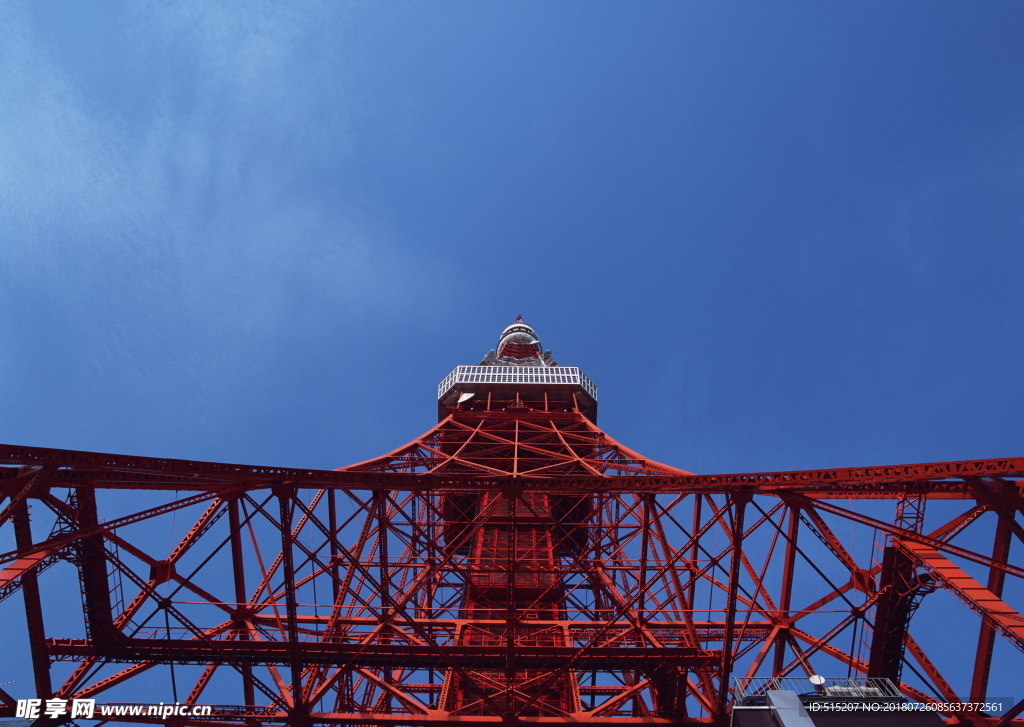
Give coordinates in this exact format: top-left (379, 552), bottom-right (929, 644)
top-left (438, 365), bottom-right (597, 400)
top-left (437, 364), bottom-right (598, 421)
top-left (436, 319), bottom-right (598, 421)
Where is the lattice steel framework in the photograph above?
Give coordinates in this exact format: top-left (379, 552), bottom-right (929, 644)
top-left (1, 321), bottom-right (1023, 726)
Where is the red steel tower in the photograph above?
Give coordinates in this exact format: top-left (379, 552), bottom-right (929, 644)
top-left (1, 318), bottom-right (1023, 725)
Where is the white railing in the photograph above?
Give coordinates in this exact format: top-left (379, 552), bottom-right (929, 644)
top-left (438, 366), bottom-right (598, 401)
top-left (731, 677), bottom-right (902, 700)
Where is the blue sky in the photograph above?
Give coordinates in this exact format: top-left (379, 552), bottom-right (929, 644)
top-left (1, 0), bottom-right (1022, 711)
top-left (2, 1), bottom-right (1022, 477)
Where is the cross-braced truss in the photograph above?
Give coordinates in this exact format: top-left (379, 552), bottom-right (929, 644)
top-left (1, 421), bottom-right (1023, 726)
top-left (342, 412), bottom-right (692, 479)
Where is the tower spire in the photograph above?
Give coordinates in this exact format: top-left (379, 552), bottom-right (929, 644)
top-left (479, 317), bottom-right (558, 369)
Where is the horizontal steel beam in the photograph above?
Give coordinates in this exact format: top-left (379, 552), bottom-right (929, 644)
top-left (46, 638), bottom-right (720, 670)
top-left (2, 444), bottom-right (1021, 495)
top-left (106, 710), bottom-right (704, 726)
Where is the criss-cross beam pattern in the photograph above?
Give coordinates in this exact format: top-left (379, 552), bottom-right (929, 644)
top-left (340, 413), bottom-right (692, 479)
top-left (1, 429), bottom-right (1023, 726)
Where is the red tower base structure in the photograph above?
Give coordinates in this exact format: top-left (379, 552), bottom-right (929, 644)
top-left (1, 319), bottom-right (1022, 726)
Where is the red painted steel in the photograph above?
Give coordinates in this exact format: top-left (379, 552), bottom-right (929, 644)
top-left (0, 320), bottom-right (1022, 725)
top-left (899, 540), bottom-right (1024, 650)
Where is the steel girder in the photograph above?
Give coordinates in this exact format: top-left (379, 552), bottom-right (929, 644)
top-left (1, 422), bottom-right (1023, 726)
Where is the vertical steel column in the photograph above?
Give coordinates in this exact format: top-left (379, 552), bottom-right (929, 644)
top-left (328, 490), bottom-right (340, 604)
top-left (867, 490), bottom-right (928, 682)
top-left (74, 487), bottom-right (117, 649)
top-left (867, 545), bottom-right (917, 681)
top-left (376, 489), bottom-right (391, 618)
top-left (375, 488), bottom-right (393, 714)
top-left (772, 503), bottom-right (800, 676)
top-left (718, 491), bottom-right (750, 721)
top-left (276, 486), bottom-right (304, 721)
top-left (638, 494), bottom-right (651, 621)
top-left (687, 495), bottom-right (702, 613)
top-left (504, 487), bottom-right (517, 720)
top-left (228, 497), bottom-right (256, 708)
top-left (13, 499), bottom-right (52, 699)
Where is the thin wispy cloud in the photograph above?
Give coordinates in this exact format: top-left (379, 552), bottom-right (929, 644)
top-left (0, 1), bottom-right (427, 389)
